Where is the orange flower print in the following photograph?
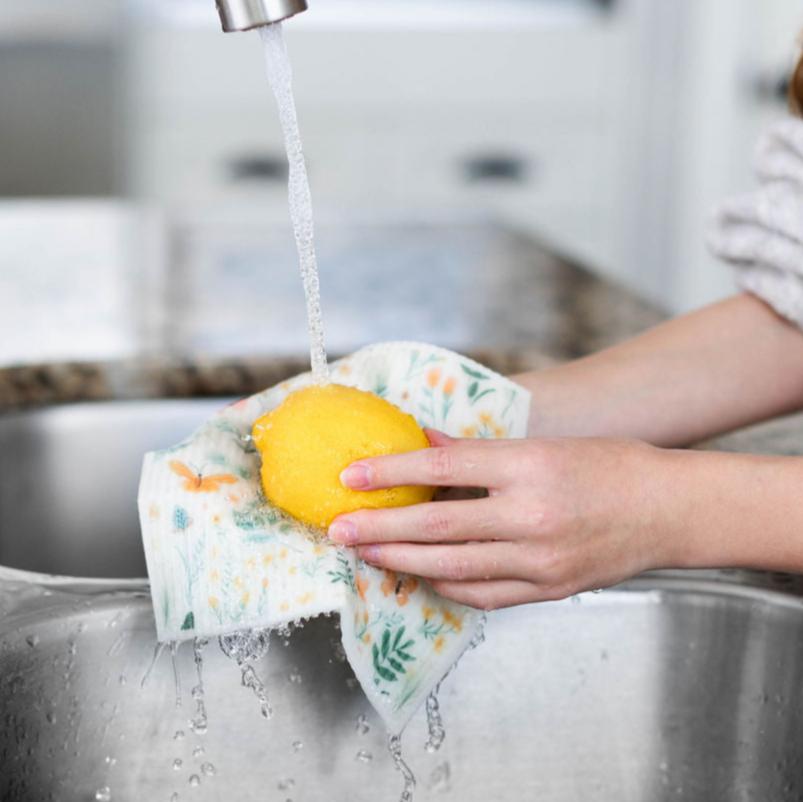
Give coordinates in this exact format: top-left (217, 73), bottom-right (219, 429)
top-left (493, 426), bottom-right (506, 439)
top-left (356, 576), bottom-right (370, 601)
top-left (461, 425), bottom-right (478, 438)
top-left (434, 636), bottom-right (445, 653)
top-left (479, 412), bottom-right (493, 426)
top-left (208, 596), bottom-right (219, 610)
top-left (426, 367), bottom-right (442, 389)
top-left (381, 571), bottom-right (419, 606)
top-left (422, 606), bottom-right (435, 621)
top-left (442, 376), bottom-right (457, 396)
top-left (442, 608), bottom-right (464, 633)
top-left (169, 461), bottom-right (238, 493)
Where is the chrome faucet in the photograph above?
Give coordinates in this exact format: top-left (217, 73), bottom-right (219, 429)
top-left (216, 0), bottom-right (308, 32)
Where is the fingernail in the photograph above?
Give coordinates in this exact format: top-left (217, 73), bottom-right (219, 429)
top-left (359, 545), bottom-right (381, 563)
top-left (328, 519), bottom-right (358, 545)
top-left (340, 463), bottom-right (372, 490)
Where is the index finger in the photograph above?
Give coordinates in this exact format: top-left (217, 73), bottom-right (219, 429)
top-left (340, 441), bottom-right (517, 490)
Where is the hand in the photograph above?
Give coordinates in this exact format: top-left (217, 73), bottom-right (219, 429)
top-left (328, 432), bottom-right (677, 610)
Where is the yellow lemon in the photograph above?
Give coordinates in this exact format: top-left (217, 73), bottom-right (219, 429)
top-left (252, 384), bottom-right (435, 530)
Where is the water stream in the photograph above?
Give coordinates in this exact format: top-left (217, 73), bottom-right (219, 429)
top-left (260, 23), bottom-right (329, 384)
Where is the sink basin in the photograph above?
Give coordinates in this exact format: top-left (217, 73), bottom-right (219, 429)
top-left (3, 573), bottom-right (803, 801)
top-left (0, 399), bottom-right (230, 579)
top-left (3, 399), bottom-right (803, 801)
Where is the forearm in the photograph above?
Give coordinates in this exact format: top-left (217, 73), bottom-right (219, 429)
top-left (514, 293), bottom-right (803, 447)
top-left (657, 448), bottom-right (803, 575)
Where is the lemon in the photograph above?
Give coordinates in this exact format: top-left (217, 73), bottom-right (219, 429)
top-left (252, 383), bottom-right (435, 530)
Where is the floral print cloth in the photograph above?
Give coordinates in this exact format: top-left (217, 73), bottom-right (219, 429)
top-left (138, 342), bottom-right (531, 732)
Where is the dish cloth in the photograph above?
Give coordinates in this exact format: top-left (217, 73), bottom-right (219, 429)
top-left (708, 117), bottom-right (803, 327)
top-left (138, 341), bottom-right (531, 732)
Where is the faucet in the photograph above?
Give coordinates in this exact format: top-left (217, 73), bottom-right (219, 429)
top-left (215, 0), bottom-right (308, 32)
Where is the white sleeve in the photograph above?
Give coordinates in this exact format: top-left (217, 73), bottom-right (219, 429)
top-left (708, 118), bottom-right (803, 327)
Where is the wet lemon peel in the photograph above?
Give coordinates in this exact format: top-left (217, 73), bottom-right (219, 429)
top-left (252, 384), bottom-right (435, 530)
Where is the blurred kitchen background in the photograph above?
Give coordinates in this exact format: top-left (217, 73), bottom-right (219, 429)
top-left (1, 0), bottom-right (802, 367)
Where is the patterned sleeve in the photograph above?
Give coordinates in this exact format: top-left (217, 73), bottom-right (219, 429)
top-left (708, 118), bottom-right (803, 328)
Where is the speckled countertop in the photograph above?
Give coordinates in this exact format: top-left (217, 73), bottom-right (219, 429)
top-left (3, 206), bottom-right (803, 457)
top-left (0, 211), bottom-right (664, 405)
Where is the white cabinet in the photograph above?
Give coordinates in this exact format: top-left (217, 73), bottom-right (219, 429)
top-left (123, 1), bottom-right (626, 278)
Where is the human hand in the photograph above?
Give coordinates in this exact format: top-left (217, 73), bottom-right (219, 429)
top-left (328, 432), bottom-right (678, 610)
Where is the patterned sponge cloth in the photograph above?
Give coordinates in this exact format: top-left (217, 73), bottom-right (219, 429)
top-left (138, 342), bottom-right (531, 733)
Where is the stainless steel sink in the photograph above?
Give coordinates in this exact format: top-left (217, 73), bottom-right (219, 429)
top-left (3, 400), bottom-right (803, 801)
top-left (0, 399), bottom-right (230, 579)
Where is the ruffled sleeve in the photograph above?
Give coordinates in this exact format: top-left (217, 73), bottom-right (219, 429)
top-left (709, 118), bottom-right (803, 327)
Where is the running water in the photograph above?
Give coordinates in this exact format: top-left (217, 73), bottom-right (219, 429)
top-left (388, 734), bottom-right (416, 802)
top-left (189, 639), bottom-right (209, 735)
top-left (169, 642), bottom-right (182, 708)
top-left (219, 629), bottom-right (274, 720)
top-left (260, 23), bottom-right (329, 384)
top-left (423, 614), bottom-right (487, 753)
top-left (140, 642), bottom-right (166, 689)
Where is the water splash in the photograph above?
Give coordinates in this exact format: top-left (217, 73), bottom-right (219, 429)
top-left (424, 690), bottom-right (445, 753)
top-left (388, 734), bottom-right (416, 802)
top-left (355, 713), bottom-right (370, 735)
top-left (355, 749), bottom-right (373, 763)
top-left (219, 629), bottom-right (273, 720)
top-left (141, 642), bottom-right (167, 689)
top-left (94, 787), bottom-right (112, 802)
top-left (189, 638), bottom-right (209, 735)
top-left (259, 22), bottom-right (328, 384)
top-left (169, 642), bottom-right (182, 708)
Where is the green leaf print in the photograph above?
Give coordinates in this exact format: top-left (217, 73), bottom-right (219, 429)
top-left (180, 612), bottom-right (195, 631)
top-left (327, 552), bottom-right (356, 593)
top-left (461, 364), bottom-right (490, 381)
top-left (372, 625), bottom-right (416, 683)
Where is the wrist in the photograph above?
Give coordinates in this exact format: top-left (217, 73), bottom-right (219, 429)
top-left (649, 449), bottom-right (803, 573)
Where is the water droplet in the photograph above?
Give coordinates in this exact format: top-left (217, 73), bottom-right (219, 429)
top-left (201, 763), bottom-right (216, 777)
top-left (26, 634), bottom-right (39, 648)
top-left (104, 756), bottom-right (117, 766)
top-left (345, 678), bottom-right (359, 690)
top-left (355, 749), bottom-right (373, 763)
top-left (46, 712), bottom-right (56, 725)
top-left (192, 746), bottom-right (205, 758)
top-left (288, 669), bottom-right (302, 684)
top-left (118, 675), bottom-right (127, 686)
top-left (172, 759), bottom-right (183, 771)
top-left (427, 761), bottom-right (451, 794)
top-left (174, 731), bottom-right (185, 741)
top-left (355, 714), bottom-right (370, 735)
top-left (291, 740), bottom-right (303, 752)
top-left (94, 787), bottom-right (112, 802)
top-left (278, 778), bottom-right (295, 791)
top-left (188, 775), bottom-right (201, 788)
top-left (170, 794), bottom-right (179, 802)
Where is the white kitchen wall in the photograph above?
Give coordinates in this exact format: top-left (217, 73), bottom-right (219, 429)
top-left (2, 0), bottom-right (800, 314)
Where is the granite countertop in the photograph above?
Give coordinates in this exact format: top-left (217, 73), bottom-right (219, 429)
top-left (0, 205), bottom-right (664, 406)
top-left (4, 202), bottom-right (803, 457)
